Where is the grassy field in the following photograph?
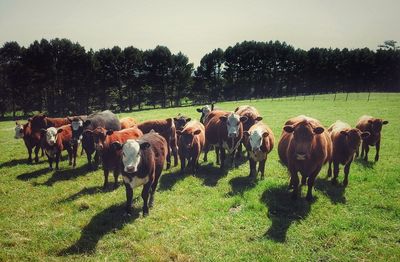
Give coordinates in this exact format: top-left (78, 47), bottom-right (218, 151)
top-left (0, 93), bottom-right (399, 261)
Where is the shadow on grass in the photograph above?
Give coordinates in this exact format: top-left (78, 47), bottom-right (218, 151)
top-left (195, 162), bottom-right (229, 187)
top-left (314, 179), bottom-right (346, 204)
top-left (17, 168), bottom-right (49, 180)
top-left (354, 157), bottom-right (375, 169)
top-left (58, 186), bottom-right (109, 203)
top-left (158, 169), bottom-right (187, 191)
top-left (228, 175), bottom-right (257, 196)
top-left (38, 164), bottom-right (92, 186)
top-left (59, 203), bottom-right (139, 255)
top-left (260, 185), bottom-right (311, 242)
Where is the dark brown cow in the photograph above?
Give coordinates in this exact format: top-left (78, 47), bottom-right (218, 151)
top-left (243, 121), bottom-right (274, 180)
top-left (120, 117), bottom-right (137, 129)
top-left (177, 120), bottom-right (205, 175)
top-left (92, 126), bottom-right (143, 189)
top-left (137, 118), bottom-right (178, 169)
top-left (234, 105), bottom-right (263, 157)
top-left (327, 121), bottom-right (370, 186)
top-left (278, 116), bottom-right (332, 200)
top-left (40, 125), bottom-right (73, 170)
top-left (30, 114), bottom-right (71, 132)
top-left (15, 121), bottom-right (43, 163)
top-left (355, 115), bottom-right (388, 162)
top-left (114, 132), bottom-right (167, 216)
top-left (204, 111), bottom-right (247, 168)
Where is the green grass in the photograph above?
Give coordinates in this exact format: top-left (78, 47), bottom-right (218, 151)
top-left (0, 92), bottom-right (399, 261)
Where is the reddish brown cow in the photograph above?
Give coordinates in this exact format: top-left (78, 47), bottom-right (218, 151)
top-left (92, 126), bottom-right (143, 189)
top-left (30, 114), bottom-right (71, 132)
top-left (15, 121), bottom-right (43, 163)
top-left (243, 121), bottom-right (274, 180)
top-left (355, 115), bottom-right (388, 162)
top-left (120, 117), bottom-right (137, 129)
top-left (40, 124), bottom-right (73, 170)
top-left (177, 120), bottom-right (205, 175)
top-left (137, 118), bottom-right (178, 169)
top-left (278, 116), bottom-right (332, 200)
top-left (114, 132), bottom-right (168, 216)
top-left (204, 111), bottom-right (247, 168)
top-left (327, 121), bottom-right (370, 186)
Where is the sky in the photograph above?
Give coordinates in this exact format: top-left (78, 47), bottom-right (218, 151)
top-left (0, 0), bottom-right (399, 66)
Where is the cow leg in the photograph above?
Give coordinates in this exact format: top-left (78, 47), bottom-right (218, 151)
top-left (180, 155), bottom-right (186, 174)
top-left (290, 169), bottom-right (299, 200)
top-left (355, 144), bottom-right (360, 157)
top-left (124, 182), bottom-right (133, 214)
top-left (103, 169), bottom-right (109, 189)
top-left (27, 146), bottom-right (33, 163)
top-left (219, 147), bottom-right (226, 169)
top-left (72, 144), bottom-right (78, 168)
top-left (93, 151), bottom-right (99, 169)
top-left (343, 159), bottom-right (353, 187)
top-left (236, 143), bottom-right (242, 159)
top-left (306, 168), bottom-right (321, 201)
top-left (166, 143), bottom-right (171, 169)
top-left (363, 143), bottom-right (369, 161)
top-left (86, 151), bottom-right (92, 170)
top-left (67, 147), bottom-right (73, 166)
top-left (150, 167), bottom-right (163, 208)
top-left (331, 162), bottom-right (340, 185)
top-left (203, 142), bottom-right (209, 162)
top-left (301, 175), bottom-right (307, 186)
top-left (142, 182), bottom-right (152, 216)
top-left (327, 160), bottom-right (332, 177)
top-left (374, 139), bottom-right (380, 162)
top-left (48, 156), bottom-right (53, 171)
top-left (34, 145), bottom-right (40, 163)
top-left (215, 146), bottom-right (220, 165)
top-left (113, 166), bottom-right (120, 189)
top-left (172, 145), bottom-right (179, 167)
top-left (55, 152), bottom-right (60, 170)
top-left (259, 159), bottom-right (266, 180)
top-left (360, 141), bottom-right (365, 158)
top-left (249, 158), bottom-right (256, 178)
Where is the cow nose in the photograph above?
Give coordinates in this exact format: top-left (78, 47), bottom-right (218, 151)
top-left (125, 166), bottom-right (137, 173)
top-left (296, 153), bottom-right (307, 160)
top-left (229, 132), bottom-right (236, 138)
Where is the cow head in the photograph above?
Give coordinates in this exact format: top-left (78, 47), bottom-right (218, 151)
top-left (92, 127), bottom-right (109, 152)
top-left (197, 105), bottom-right (212, 124)
top-left (71, 117), bottom-right (84, 145)
top-left (244, 128), bottom-right (269, 153)
top-left (30, 114), bottom-right (47, 131)
top-left (14, 122), bottom-right (24, 139)
top-left (283, 120), bottom-right (324, 161)
top-left (340, 129), bottom-right (370, 151)
top-left (41, 127), bottom-right (63, 146)
top-left (113, 139), bottom-right (151, 173)
top-left (174, 115), bottom-right (191, 131)
top-left (81, 130), bottom-right (95, 153)
top-left (177, 129), bottom-right (201, 150)
top-left (220, 113), bottom-right (248, 138)
top-left (368, 118), bottom-right (388, 134)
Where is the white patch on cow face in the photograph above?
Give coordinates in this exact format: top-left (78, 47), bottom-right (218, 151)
top-left (123, 175), bottom-right (149, 189)
top-left (202, 105), bottom-right (211, 115)
top-left (122, 139), bottom-right (141, 173)
top-left (46, 127), bottom-right (58, 146)
top-left (249, 128), bottom-right (263, 152)
top-left (14, 125), bottom-right (24, 139)
top-left (71, 120), bottom-right (83, 131)
top-left (226, 113), bottom-right (241, 138)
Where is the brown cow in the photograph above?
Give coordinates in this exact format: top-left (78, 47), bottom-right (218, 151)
top-left (177, 120), bottom-right (205, 175)
top-left (40, 125), bottom-right (73, 170)
top-left (92, 126), bottom-right (143, 189)
top-left (15, 121), bottom-right (43, 163)
top-left (278, 116), bottom-right (332, 200)
top-left (30, 114), bottom-right (71, 132)
top-left (327, 121), bottom-right (370, 186)
top-left (114, 132), bottom-right (167, 216)
top-left (204, 111), bottom-right (248, 168)
top-left (234, 105), bottom-right (263, 157)
top-left (137, 118), bottom-right (178, 169)
top-left (120, 117), bottom-right (137, 129)
top-left (243, 121), bottom-right (274, 180)
top-left (355, 115), bottom-right (388, 162)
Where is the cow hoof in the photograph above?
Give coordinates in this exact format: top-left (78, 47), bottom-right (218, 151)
top-left (343, 180), bottom-right (348, 187)
top-left (306, 194), bottom-right (313, 202)
top-left (49, 167), bottom-right (53, 171)
top-left (142, 208), bottom-right (149, 216)
top-left (331, 179), bottom-right (338, 185)
top-left (375, 156), bottom-right (379, 162)
top-left (35, 158), bottom-right (39, 163)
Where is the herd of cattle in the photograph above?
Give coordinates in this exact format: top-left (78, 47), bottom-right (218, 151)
top-left (13, 105), bottom-right (388, 215)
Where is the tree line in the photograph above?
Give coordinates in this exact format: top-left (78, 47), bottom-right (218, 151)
top-left (0, 38), bottom-right (399, 117)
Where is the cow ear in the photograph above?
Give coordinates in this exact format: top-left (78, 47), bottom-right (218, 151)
top-left (313, 127), bottom-right (324, 135)
top-left (219, 116), bottom-right (227, 122)
top-left (83, 120), bottom-right (91, 127)
top-left (112, 141), bottom-right (123, 151)
top-left (262, 132), bottom-right (269, 138)
top-left (193, 129), bottom-right (201, 135)
top-left (255, 116), bottom-right (263, 121)
top-left (40, 128), bottom-right (47, 135)
top-left (28, 117), bottom-right (32, 122)
top-left (140, 142), bottom-right (151, 150)
top-left (382, 120), bottom-right (388, 125)
top-left (283, 125), bottom-right (294, 133)
top-left (106, 130), bottom-right (114, 136)
top-left (173, 117), bottom-right (178, 121)
top-left (15, 121), bottom-right (19, 125)
top-left (196, 108), bottom-right (202, 112)
top-left (240, 116), bottom-right (248, 123)
top-left (340, 130), bottom-right (348, 136)
top-left (57, 128), bottom-right (63, 134)
top-left (186, 118), bottom-right (191, 122)
top-left (243, 131), bottom-right (250, 138)
top-left (361, 131), bottom-right (370, 139)
top-left (176, 130), bottom-right (182, 135)
top-left (368, 120), bottom-right (373, 124)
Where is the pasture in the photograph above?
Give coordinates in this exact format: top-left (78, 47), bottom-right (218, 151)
top-left (0, 93), bottom-right (399, 261)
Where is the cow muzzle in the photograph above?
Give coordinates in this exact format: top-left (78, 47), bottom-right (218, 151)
top-left (296, 153), bottom-right (307, 160)
top-left (125, 166), bottom-right (137, 173)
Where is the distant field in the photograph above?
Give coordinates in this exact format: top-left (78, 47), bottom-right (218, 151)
top-left (0, 93), bottom-right (399, 261)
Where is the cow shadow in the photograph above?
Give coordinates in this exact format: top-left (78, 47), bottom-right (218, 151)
top-left (58, 186), bottom-right (107, 203)
top-left (158, 169), bottom-right (187, 191)
top-left (314, 179), bottom-right (346, 204)
top-left (17, 168), bottom-right (49, 180)
top-left (196, 162), bottom-right (229, 187)
top-left (354, 158), bottom-right (375, 169)
top-left (59, 203), bottom-right (140, 255)
top-left (261, 185), bottom-right (311, 242)
top-left (0, 158), bottom-right (28, 168)
top-left (39, 164), bottom-right (91, 186)
top-left (227, 175), bottom-right (257, 196)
